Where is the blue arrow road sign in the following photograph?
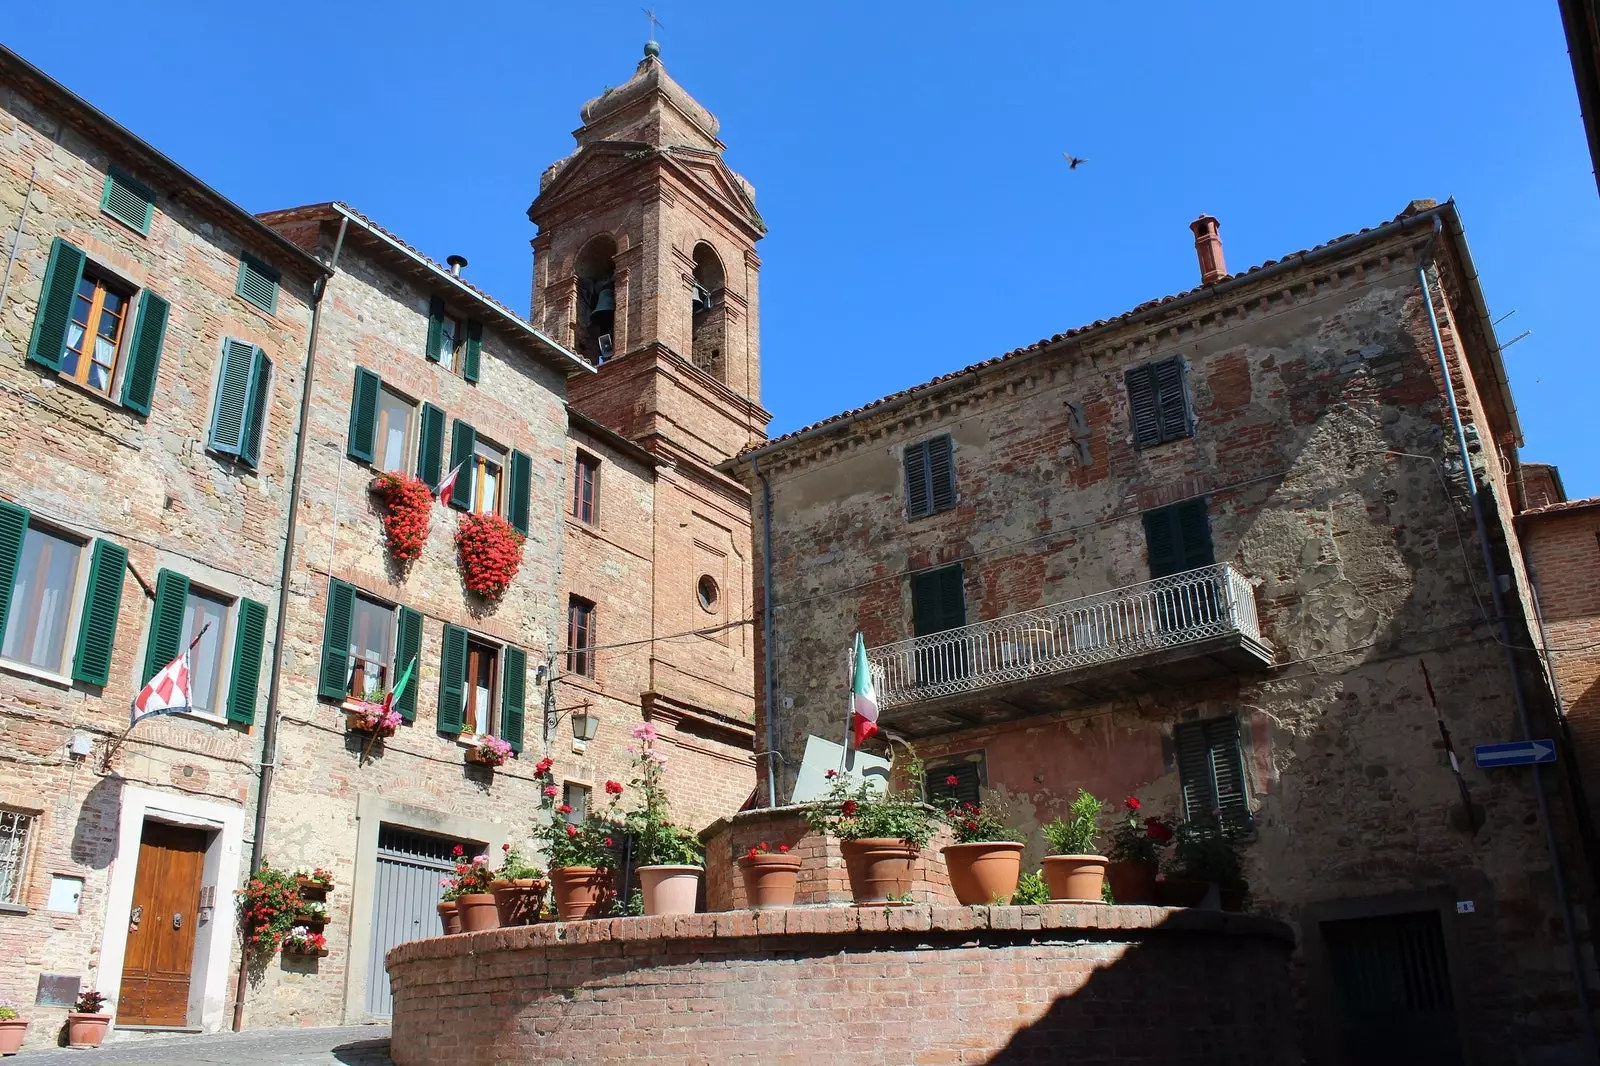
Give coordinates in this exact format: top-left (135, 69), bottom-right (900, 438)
top-left (1474, 740), bottom-right (1556, 768)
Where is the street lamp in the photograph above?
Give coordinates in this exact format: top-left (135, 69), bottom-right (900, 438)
top-left (571, 707), bottom-right (599, 742)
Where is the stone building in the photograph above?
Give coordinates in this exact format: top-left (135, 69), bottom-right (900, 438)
top-left (729, 203), bottom-right (1598, 1061)
top-left (533, 43), bottom-right (767, 827)
top-left (0, 45), bottom-right (325, 1041)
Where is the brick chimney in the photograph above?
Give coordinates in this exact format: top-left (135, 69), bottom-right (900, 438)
top-left (1189, 215), bottom-right (1226, 285)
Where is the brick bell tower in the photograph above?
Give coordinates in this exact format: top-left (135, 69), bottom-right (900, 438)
top-left (529, 40), bottom-right (771, 464)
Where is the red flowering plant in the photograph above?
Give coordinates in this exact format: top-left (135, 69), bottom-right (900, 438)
top-left (370, 473), bottom-right (433, 563)
top-left (803, 755), bottom-right (937, 848)
top-left (450, 851), bottom-right (498, 896)
top-left (938, 794), bottom-right (1026, 845)
top-left (1107, 795), bottom-right (1175, 865)
top-left (745, 841), bottom-right (791, 858)
top-left (237, 863), bottom-right (302, 955)
top-left (455, 512), bottom-right (525, 598)
top-left (466, 734), bottom-right (514, 768)
top-left (531, 759), bottom-right (619, 871)
top-left (281, 926), bottom-right (328, 956)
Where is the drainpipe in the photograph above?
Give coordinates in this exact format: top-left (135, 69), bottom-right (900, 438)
top-left (1417, 224), bottom-right (1599, 1061)
top-left (754, 457), bottom-right (778, 807)
top-left (231, 217), bottom-right (346, 1031)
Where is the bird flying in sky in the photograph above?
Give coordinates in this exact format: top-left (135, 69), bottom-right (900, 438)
top-left (1063, 153), bottom-right (1087, 170)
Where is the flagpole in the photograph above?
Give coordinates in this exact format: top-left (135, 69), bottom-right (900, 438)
top-left (842, 641), bottom-right (855, 773)
top-left (1420, 659), bottom-right (1477, 830)
top-left (100, 622), bottom-right (212, 772)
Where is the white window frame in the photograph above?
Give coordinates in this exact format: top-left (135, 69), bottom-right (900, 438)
top-left (176, 583), bottom-right (236, 725)
top-left (345, 594), bottom-right (398, 704)
top-left (469, 438), bottom-right (507, 517)
top-left (375, 386), bottom-right (417, 475)
top-left (0, 520), bottom-right (93, 685)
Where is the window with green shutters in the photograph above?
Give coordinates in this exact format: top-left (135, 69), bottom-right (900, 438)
top-left (500, 646), bottom-right (526, 752)
top-left (208, 338), bottom-right (271, 467)
top-left (437, 623), bottom-right (469, 734)
top-left (143, 569), bottom-right (191, 685)
top-left (100, 168), bottom-right (155, 235)
top-left (226, 599), bottom-right (268, 725)
top-left (1126, 356), bottom-right (1194, 448)
top-left (508, 450), bottom-right (532, 535)
top-left (317, 578), bottom-right (357, 700)
top-left (394, 606), bottom-right (423, 722)
top-left (27, 238), bottom-right (87, 372)
top-left (347, 367), bottom-right (381, 463)
top-left (447, 420), bottom-right (476, 510)
top-left (236, 254), bottom-right (280, 315)
top-left (425, 297), bottom-right (446, 363)
top-left (417, 403), bottom-right (445, 488)
top-left (120, 291), bottom-right (169, 415)
top-left (904, 435), bottom-right (957, 520)
top-left (1143, 498), bottom-right (1215, 579)
top-left (926, 754), bottom-right (984, 806)
top-left (463, 321), bottom-right (483, 383)
top-left (910, 564), bottom-right (967, 687)
top-left (1174, 715), bottom-right (1252, 831)
top-left (71, 540), bottom-right (127, 687)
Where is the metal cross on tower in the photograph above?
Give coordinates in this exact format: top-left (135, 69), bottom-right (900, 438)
top-left (642, 7), bottom-right (665, 42)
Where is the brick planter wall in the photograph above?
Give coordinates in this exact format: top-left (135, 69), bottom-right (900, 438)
top-left (387, 905), bottom-right (1298, 1065)
top-left (700, 805), bottom-right (959, 909)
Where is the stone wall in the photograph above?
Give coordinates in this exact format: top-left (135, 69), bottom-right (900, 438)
top-left (387, 905), bottom-right (1298, 1065)
top-left (732, 215), bottom-right (1594, 1060)
top-left (0, 73), bottom-right (319, 1042)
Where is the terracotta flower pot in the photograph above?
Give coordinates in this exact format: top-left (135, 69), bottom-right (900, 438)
top-left (1106, 860), bottom-right (1159, 905)
top-left (490, 878), bottom-right (546, 926)
top-left (437, 900), bottom-right (462, 935)
top-left (840, 838), bottom-right (919, 904)
top-left (551, 866), bottom-right (610, 921)
top-left (737, 853), bottom-right (803, 908)
top-left (0, 1019), bottom-right (27, 1055)
top-left (1154, 877), bottom-right (1211, 908)
top-left (456, 892), bottom-right (499, 932)
top-left (1040, 854), bottom-right (1109, 903)
top-left (942, 841), bottom-right (1024, 905)
top-left (638, 865), bottom-right (701, 916)
top-left (66, 1013), bottom-right (111, 1049)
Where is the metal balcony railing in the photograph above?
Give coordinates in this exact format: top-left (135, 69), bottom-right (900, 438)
top-left (867, 563), bottom-right (1265, 709)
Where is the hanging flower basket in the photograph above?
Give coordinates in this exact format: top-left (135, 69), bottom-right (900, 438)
top-left (465, 734), bottom-right (514, 768)
top-left (455, 512), bottom-right (525, 598)
top-left (370, 473), bottom-right (434, 563)
top-left (345, 698), bottom-right (400, 737)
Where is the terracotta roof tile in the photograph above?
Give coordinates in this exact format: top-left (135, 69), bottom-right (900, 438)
top-left (1520, 496), bottom-right (1600, 517)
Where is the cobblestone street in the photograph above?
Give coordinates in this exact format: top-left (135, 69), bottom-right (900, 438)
top-left (16, 1027), bottom-right (392, 1065)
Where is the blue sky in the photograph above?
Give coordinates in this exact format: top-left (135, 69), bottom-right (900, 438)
top-left (8, 2), bottom-right (1598, 495)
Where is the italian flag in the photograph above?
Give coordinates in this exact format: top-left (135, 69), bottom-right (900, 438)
top-left (384, 657), bottom-right (416, 715)
top-left (850, 632), bottom-right (879, 748)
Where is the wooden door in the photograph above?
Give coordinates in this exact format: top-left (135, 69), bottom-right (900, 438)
top-left (119, 822), bottom-right (207, 1026)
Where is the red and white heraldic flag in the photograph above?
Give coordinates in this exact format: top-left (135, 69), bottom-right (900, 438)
top-left (131, 652), bottom-right (191, 726)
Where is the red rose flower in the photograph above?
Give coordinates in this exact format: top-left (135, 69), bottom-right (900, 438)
top-left (778, 844), bottom-right (790, 853)
top-left (1125, 797), bottom-right (1141, 811)
top-left (452, 845), bottom-right (465, 856)
top-left (557, 804), bottom-right (573, 815)
top-left (747, 847), bottom-right (759, 859)
top-left (605, 837), bottom-right (615, 848)
top-left (824, 769), bottom-right (837, 779)
top-left (1144, 818), bottom-right (1173, 843)
top-left (605, 780), bottom-right (624, 795)
top-left (945, 775), bottom-right (960, 786)
top-left (566, 825), bottom-right (579, 838)
top-left (502, 842), bottom-right (511, 851)
top-left (841, 800), bottom-right (858, 816)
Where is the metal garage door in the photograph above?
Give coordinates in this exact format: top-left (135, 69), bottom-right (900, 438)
top-left (1322, 910), bottom-right (1463, 1065)
top-left (366, 826), bottom-right (477, 1017)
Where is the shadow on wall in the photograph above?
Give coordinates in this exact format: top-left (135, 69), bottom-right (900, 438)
top-left (70, 774), bottom-right (123, 870)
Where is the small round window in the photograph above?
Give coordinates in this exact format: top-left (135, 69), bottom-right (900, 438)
top-left (696, 575), bottom-right (720, 612)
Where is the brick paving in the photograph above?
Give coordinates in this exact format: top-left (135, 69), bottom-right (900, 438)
top-left (17, 1026), bottom-right (391, 1065)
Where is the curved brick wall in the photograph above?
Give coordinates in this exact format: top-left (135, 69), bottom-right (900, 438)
top-left (387, 905), bottom-right (1297, 1065)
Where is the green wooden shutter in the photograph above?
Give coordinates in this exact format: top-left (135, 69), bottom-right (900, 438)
top-left (417, 403), bottom-right (445, 488)
top-left (72, 539), bottom-right (127, 687)
top-left (120, 291), bottom-right (169, 415)
top-left (911, 565), bottom-right (965, 636)
top-left (394, 606), bottom-right (423, 723)
top-left (209, 338), bottom-right (255, 455)
top-left (1175, 716), bottom-right (1251, 830)
top-left (1176, 498), bottom-right (1215, 571)
top-left (27, 238), bottom-right (87, 371)
top-left (101, 168), bottom-right (155, 235)
top-left (927, 435), bottom-right (956, 513)
top-left (1153, 357), bottom-right (1193, 442)
top-left (508, 450), bottom-right (532, 535)
top-left (425, 297), bottom-right (446, 362)
top-left (347, 367), bottom-right (380, 463)
top-left (1143, 506), bottom-right (1182, 579)
top-left (317, 578), bottom-right (356, 700)
top-left (1127, 363), bottom-right (1161, 447)
top-left (463, 321), bottom-right (482, 382)
top-left (226, 598), bottom-right (268, 725)
top-left (437, 623), bottom-right (468, 734)
top-left (0, 502), bottom-right (30, 653)
top-left (904, 440), bottom-right (931, 518)
top-left (500, 646), bottom-right (526, 752)
top-left (239, 348), bottom-right (271, 467)
top-left (142, 569), bottom-right (190, 684)
top-left (236, 255), bottom-right (280, 315)
top-left (447, 420), bottom-right (475, 510)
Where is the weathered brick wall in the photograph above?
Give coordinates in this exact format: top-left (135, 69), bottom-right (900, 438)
top-left (0, 79), bottom-right (315, 1040)
top-left (242, 233), bottom-right (569, 1026)
top-left (386, 906), bottom-right (1299, 1065)
top-left (736, 223), bottom-right (1590, 1059)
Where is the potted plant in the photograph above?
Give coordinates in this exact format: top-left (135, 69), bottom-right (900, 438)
top-left (465, 734), bottom-right (513, 768)
top-left (455, 511), bottom-right (525, 599)
top-left (238, 863), bottom-right (301, 956)
top-left (1041, 789), bottom-right (1110, 902)
top-left (1106, 796), bottom-right (1174, 904)
top-left (292, 898), bottom-right (329, 923)
top-left (436, 877), bottom-right (463, 935)
top-left (616, 723), bottom-right (704, 915)
top-left (65, 990), bottom-right (111, 1049)
top-left (345, 694), bottom-right (400, 737)
top-left (938, 784), bottom-right (1026, 905)
top-left (489, 843), bottom-right (547, 927)
top-left (281, 926), bottom-right (328, 957)
top-left (295, 867), bottom-right (335, 892)
top-left (738, 841), bottom-right (802, 909)
top-left (449, 847), bottom-right (500, 932)
top-left (1162, 815), bottom-right (1248, 910)
top-left (805, 759), bottom-right (938, 905)
top-left (0, 999), bottom-right (27, 1056)
top-left (1012, 869), bottom-right (1050, 906)
top-left (370, 472), bottom-right (433, 563)
top-left (533, 755), bottom-right (617, 921)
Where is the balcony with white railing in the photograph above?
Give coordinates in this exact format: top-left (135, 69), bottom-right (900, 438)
top-left (865, 563), bottom-right (1273, 737)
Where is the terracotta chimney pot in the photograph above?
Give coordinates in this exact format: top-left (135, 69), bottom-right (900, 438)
top-left (1190, 215), bottom-right (1226, 285)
